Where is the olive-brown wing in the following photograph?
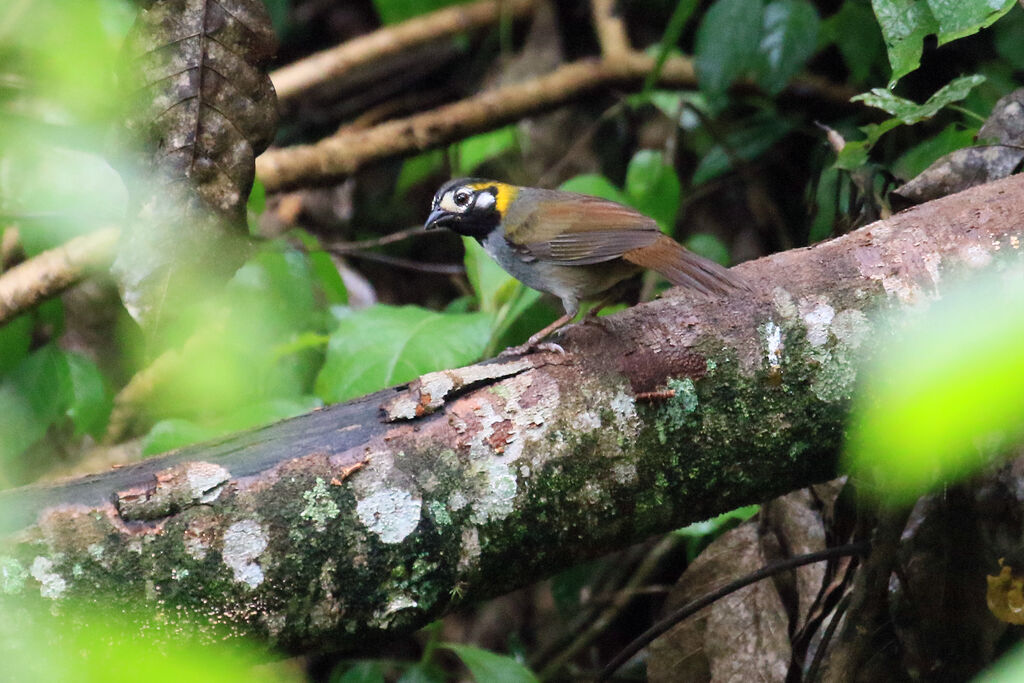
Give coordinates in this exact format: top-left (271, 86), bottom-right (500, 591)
top-left (506, 191), bottom-right (661, 265)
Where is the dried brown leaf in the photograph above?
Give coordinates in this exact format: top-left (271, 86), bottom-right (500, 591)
top-left (114, 0), bottom-right (279, 323)
top-left (895, 88), bottom-right (1024, 205)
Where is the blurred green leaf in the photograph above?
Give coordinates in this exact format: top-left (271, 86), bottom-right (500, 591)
top-left (10, 345), bottom-right (72, 424)
top-left (451, 126), bottom-right (519, 177)
top-left (143, 396), bottom-right (322, 455)
top-left (852, 74), bottom-right (986, 124)
top-left (396, 664), bottom-right (446, 683)
top-left (441, 643), bottom-right (539, 683)
top-left (821, 1), bottom-right (887, 83)
top-left (625, 150), bottom-right (681, 231)
top-left (685, 233), bottom-right (731, 266)
top-left (695, 0), bottom-right (764, 99)
top-left (464, 236), bottom-right (515, 314)
top-left (644, 0), bottom-right (701, 93)
top-left (891, 123), bottom-right (977, 181)
top-left (809, 164), bottom-right (841, 243)
top-left (692, 115), bottom-right (793, 185)
top-left (143, 419), bottom-right (219, 456)
top-left (845, 268), bottom-right (1024, 503)
top-left (316, 305), bottom-right (491, 403)
top-left (0, 602), bottom-right (302, 683)
top-left (372, 0), bottom-right (471, 24)
top-left (976, 643), bottom-right (1024, 682)
top-left (559, 174), bottom-right (629, 204)
top-left (0, 315), bottom-right (33, 377)
top-left (992, 6), bottom-right (1024, 70)
top-left (333, 662), bottom-right (386, 683)
top-left (756, 0), bottom-right (819, 93)
top-left (308, 251), bottom-right (349, 305)
top-left (0, 383), bottom-right (49, 479)
top-left (397, 150), bottom-right (445, 197)
top-left (66, 353), bottom-right (112, 438)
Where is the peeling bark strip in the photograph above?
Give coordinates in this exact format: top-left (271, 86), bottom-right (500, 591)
top-left (1, 176), bottom-right (1023, 652)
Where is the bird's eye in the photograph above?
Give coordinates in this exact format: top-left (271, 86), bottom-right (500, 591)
top-left (454, 190), bottom-right (472, 207)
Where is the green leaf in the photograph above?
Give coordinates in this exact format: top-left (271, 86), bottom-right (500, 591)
top-left (845, 268), bottom-right (1024, 503)
top-left (891, 123), bottom-right (977, 181)
top-left (871, 0), bottom-right (940, 86)
top-left (675, 505), bottom-right (760, 560)
top-left (821, 1), bottom-right (887, 83)
top-left (143, 419), bottom-right (220, 456)
top-left (695, 0), bottom-right (765, 98)
top-left (851, 74), bottom-right (986, 124)
top-left (558, 174), bottom-right (628, 204)
top-left (625, 150), bottom-right (681, 231)
top-left (441, 643), bottom-right (539, 683)
top-left (65, 353), bottom-right (111, 438)
top-left (0, 314), bottom-right (33, 377)
top-left (692, 115), bottom-right (793, 185)
top-left (333, 662), bottom-right (386, 683)
top-left (685, 233), bottom-right (731, 266)
top-left (451, 126), bottom-right (518, 176)
top-left (372, 0), bottom-right (471, 24)
top-left (993, 6), bottom-right (1024, 70)
top-left (397, 150), bottom-right (445, 197)
top-left (977, 644), bottom-right (1024, 683)
top-left (0, 383), bottom-right (50, 476)
top-left (316, 305), bottom-right (491, 403)
top-left (309, 250), bottom-right (349, 305)
top-left (10, 345), bottom-right (71, 424)
top-left (755, 0), bottom-right (819, 94)
top-left (643, 0), bottom-right (701, 93)
top-left (464, 237), bottom-right (516, 314)
top-left (926, 0), bottom-right (1016, 45)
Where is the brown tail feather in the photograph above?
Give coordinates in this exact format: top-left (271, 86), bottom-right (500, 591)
top-left (623, 234), bottom-right (748, 297)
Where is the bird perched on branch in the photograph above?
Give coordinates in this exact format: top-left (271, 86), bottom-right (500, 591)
top-left (424, 178), bottom-right (747, 354)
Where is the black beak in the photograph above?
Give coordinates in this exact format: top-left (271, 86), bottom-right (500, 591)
top-left (424, 209), bottom-right (452, 230)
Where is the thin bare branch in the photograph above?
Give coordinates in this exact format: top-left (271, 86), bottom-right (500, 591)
top-left (270, 0), bottom-right (537, 102)
top-left (0, 227), bottom-right (119, 325)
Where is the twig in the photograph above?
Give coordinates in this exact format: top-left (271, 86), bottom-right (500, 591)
top-left (257, 54), bottom-right (697, 190)
top-left (539, 534), bottom-right (682, 680)
top-left (0, 227), bottom-right (119, 325)
top-left (597, 542), bottom-right (872, 681)
top-left (342, 250), bottom-right (465, 275)
top-left (324, 226), bottom-right (430, 253)
top-left (270, 0), bottom-right (537, 102)
top-left (590, 0), bottom-right (631, 62)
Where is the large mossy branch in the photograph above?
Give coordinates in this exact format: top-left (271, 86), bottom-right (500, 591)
top-left (2, 176), bottom-right (1023, 652)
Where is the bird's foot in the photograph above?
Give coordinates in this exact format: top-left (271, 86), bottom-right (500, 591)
top-left (498, 341), bottom-right (565, 357)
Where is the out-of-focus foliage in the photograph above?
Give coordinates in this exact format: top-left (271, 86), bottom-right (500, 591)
top-left (0, 602), bottom-right (301, 683)
top-left (845, 267), bottom-right (1024, 503)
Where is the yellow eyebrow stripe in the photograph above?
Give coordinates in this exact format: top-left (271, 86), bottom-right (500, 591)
top-left (468, 181), bottom-right (518, 215)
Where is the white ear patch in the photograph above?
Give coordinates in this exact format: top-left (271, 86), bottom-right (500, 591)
top-left (475, 192), bottom-right (495, 210)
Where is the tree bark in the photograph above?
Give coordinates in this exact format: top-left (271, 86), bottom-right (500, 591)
top-left (1, 174), bottom-right (1022, 653)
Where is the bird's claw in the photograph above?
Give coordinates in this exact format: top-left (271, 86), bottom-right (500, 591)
top-left (498, 341), bottom-right (566, 357)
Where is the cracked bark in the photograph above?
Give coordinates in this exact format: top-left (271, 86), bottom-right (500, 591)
top-left (1, 175), bottom-right (1022, 653)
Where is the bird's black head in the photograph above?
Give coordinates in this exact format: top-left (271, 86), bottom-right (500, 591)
top-left (424, 178), bottom-right (509, 240)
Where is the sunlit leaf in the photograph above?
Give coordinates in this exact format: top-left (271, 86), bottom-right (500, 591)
top-left (442, 643), bottom-right (539, 683)
top-left (316, 305), bottom-right (491, 403)
top-left (452, 126), bottom-right (519, 177)
top-left (559, 174), bottom-right (629, 204)
top-left (845, 268), bottom-right (1024, 503)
